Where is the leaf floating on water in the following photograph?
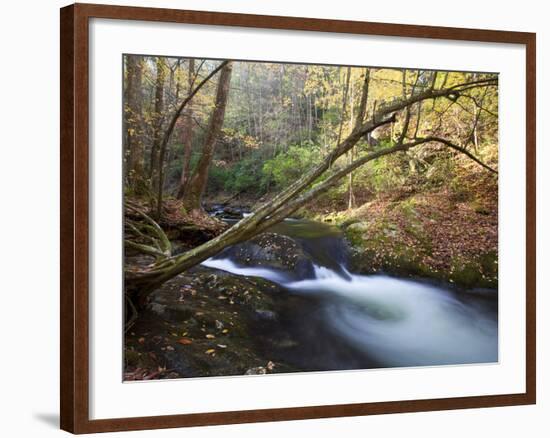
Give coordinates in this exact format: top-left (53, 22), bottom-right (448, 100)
top-left (166, 345), bottom-right (175, 351)
top-left (222, 329), bottom-right (229, 334)
top-left (205, 334), bottom-right (216, 339)
top-left (205, 349), bottom-right (216, 355)
top-left (217, 296), bottom-right (228, 300)
top-left (181, 331), bottom-right (188, 337)
top-left (177, 338), bottom-right (193, 345)
top-left (217, 344), bottom-right (227, 349)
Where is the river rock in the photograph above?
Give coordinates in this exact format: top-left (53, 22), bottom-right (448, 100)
top-left (125, 267), bottom-right (297, 379)
top-left (223, 206), bottom-right (244, 218)
top-left (254, 309), bottom-right (278, 321)
top-left (217, 232), bottom-right (315, 279)
top-left (345, 221), bottom-right (370, 234)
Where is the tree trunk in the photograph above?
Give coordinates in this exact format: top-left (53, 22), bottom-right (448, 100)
top-left (348, 68), bottom-right (370, 209)
top-left (176, 59), bottom-right (195, 199)
top-left (124, 55), bottom-right (145, 193)
top-left (134, 59), bottom-right (228, 217)
top-left (337, 67), bottom-right (351, 145)
top-left (149, 57), bottom-right (166, 189)
top-left (182, 62), bottom-right (233, 214)
top-left (347, 75), bottom-right (355, 209)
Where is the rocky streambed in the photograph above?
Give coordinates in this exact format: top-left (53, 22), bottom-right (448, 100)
top-left (125, 266), bottom-right (299, 379)
top-left (125, 217), bottom-right (498, 381)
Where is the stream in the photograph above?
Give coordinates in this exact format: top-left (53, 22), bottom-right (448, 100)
top-left (202, 213), bottom-right (498, 370)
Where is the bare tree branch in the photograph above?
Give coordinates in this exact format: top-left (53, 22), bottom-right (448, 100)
top-left (420, 136), bottom-right (497, 173)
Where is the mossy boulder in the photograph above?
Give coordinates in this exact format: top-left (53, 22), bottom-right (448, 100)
top-left (125, 267), bottom-right (298, 379)
top-left (345, 220), bottom-right (433, 278)
top-left (341, 194), bottom-right (498, 289)
top-left (217, 232), bottom-right (315, 279)
top-left (449, 251), bottom-right (498, 289)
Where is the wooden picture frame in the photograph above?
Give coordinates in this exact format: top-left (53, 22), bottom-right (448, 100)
top-left (60, 2), bottom-right (536, 434)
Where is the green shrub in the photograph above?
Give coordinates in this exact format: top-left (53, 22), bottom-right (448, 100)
top-left (262, 142), bottom-right (323, 190)
top-left (224, 156), bottom-right (265, 194)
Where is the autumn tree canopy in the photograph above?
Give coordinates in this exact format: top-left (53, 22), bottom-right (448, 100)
top-left (123, 56), bottom-right (498, 296)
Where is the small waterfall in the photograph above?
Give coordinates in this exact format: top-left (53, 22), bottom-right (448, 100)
top-left (200, 217), bottom-right (497, 368)
top-left (201, 257), bottom-right (289, 283)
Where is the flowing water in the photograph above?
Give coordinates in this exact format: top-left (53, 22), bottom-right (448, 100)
top-left (202, 215), bottom-right (498, 370)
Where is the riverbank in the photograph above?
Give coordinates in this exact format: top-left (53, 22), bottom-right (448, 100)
top-left (339, 191), bottom-right (496, 289)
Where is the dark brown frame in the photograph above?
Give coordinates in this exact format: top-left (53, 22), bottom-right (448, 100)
top-left (60, 2), bottom-right (536, 434)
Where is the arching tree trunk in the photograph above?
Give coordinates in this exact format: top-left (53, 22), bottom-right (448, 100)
top-left (125, 76), bottom-right (498, 296)
top-left (182, 61), bottom-right (233, 215)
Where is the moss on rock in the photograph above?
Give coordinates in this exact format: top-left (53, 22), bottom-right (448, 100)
top-left (340, 192), bottom-right (498, 289)
top-left (216, 232), bottom-right (316, 279)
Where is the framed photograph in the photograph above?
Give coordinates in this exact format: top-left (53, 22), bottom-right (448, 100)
top-left (60, 2), bottom-right (536, 434)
